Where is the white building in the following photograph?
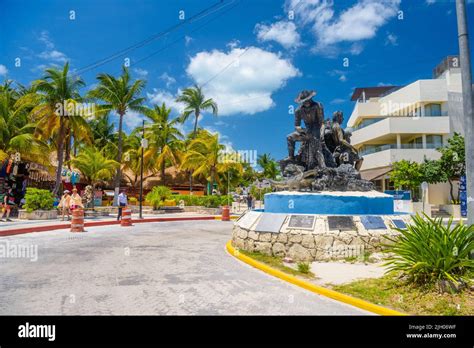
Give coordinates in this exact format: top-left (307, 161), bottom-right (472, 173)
top-left (347, 56), bottom-right (465, 205)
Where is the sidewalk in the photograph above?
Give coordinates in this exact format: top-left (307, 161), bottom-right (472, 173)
top-left (0, 212), bottom-right (237, 237)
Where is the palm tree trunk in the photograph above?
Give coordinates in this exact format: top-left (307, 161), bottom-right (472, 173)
top-left (161, 163), bottom-right (166, 186)
top-left (448, 178), bottom-right (455, 203)
top-left (114, 112), bottom-right (124, 205)
top-left (189, 110), bottom-right (200, 194)
top-left (53, 117), bottom-right (66, 195)
top-left (65, 127), bottom-right (71, 167)
top-left (193, 110), bottom-right (200, 137)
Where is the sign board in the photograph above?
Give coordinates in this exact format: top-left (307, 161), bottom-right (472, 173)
top-left (255, 213), bottom-right (287, 233)
top-left (288, 215), bottom-right (315, 230)
top-left (360, 216), bottom-right (386, 230)
top-left (460, 175), bottom-right (467, 217)
top-left (391, 219), bottom-right (407, 229)
top-left (236, 211), bottom-right (262, 230)
top-left (327, 216), bottom-right (355, 231)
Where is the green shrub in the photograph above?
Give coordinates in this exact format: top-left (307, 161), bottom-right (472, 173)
top-left (171, 194), bottom-right (233, 208)
top-left (384, 214), bottom-right (474, 291)
top-left (297, 262), bottom-right (311, 274)
top-left (146, 186), bottom-right (172, 209)
top-left (23, 188), bottom-right (54, 212)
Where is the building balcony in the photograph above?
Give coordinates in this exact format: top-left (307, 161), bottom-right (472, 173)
top-left (350, 116), bottom-right (449, 146)
top-left (359, 148), bottom-right (442, 171)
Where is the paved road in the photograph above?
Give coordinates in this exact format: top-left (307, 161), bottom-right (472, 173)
top-left (0, 221), bottom-right (370, 315)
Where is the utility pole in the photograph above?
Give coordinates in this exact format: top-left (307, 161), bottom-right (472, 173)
top-left (139, 120), bottom-right (146, 219)
top-left (456, 0), bottom-right (474, 224)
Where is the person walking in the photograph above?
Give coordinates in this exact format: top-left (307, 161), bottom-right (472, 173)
top-left (246, 192), bottom-right (253, 210)
top-left (1, 188), bottom-right (16, 222)
top-left (117, 190), bottom-right (128, 221)
top-left (58, 190), bottom-right (72, 221)
top-left (70, 188), bottom-right (83, 211)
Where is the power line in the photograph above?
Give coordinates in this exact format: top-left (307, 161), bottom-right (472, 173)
top-left (133, 0), bottom-right (241, 68)
top-left (73, 0), bottom-right (235, 76)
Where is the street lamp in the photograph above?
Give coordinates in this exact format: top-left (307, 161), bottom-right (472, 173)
top-left (139, 120), bottom-right (148, 219)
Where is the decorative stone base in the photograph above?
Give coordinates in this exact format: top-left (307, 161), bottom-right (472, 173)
top-left (18, 209), bottom-right (58, 220)
top-left (232, 211), bottom-right (410, 261)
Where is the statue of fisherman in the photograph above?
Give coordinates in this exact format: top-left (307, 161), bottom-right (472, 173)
top-left (285, 90), bottom-right (326, 170)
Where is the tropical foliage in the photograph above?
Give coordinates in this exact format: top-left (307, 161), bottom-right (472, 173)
top-left (1, 61), bottom-right (268, 208)
top-left (390, 133), bottom-right (466, 202)
top-left (23, 188), bottom-right (55, 212)
top-left (384, 214), bottom-right (474, 292)
top-left (146, 185), bottom-right (172, 209)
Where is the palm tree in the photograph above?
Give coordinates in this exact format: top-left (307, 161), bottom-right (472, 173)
top-left (257, 153), bottom-right (280, 179)
top-left (0, 81), bottom-right (49, 163)
top-left (89, 114), bottom-right (116, 151)
top-left (143, 103), bottom-right (183, 186)
top-left (88, 66), bottom-right (146, 203)
top-left (15, 62), bottom-right (85, 194)
top-left (70, 146), bottom-right (119, 207)
top-left (180, 130), bottom-right (242, 194)
top-left (176, 85), bottom-right (218, 137)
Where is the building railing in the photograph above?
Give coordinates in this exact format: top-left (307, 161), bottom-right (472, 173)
top-left (353, 113), bottom-right (448, 131)
top-left (359, 144), bottom-right (439, 156)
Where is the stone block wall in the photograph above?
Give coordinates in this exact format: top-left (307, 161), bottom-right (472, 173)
top-left (231, 213), bottom-right (410, 262)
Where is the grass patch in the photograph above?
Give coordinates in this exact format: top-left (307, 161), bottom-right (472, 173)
top-left (238, 249), bottom-right (315, 279)
top-left (332, 274), bottom-right (474, 316)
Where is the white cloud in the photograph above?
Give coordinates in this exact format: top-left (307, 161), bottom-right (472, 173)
top-left (184, 35), bottom-right (193, 46)
top-left (0, 64), bottom-right (8, 76)
top-left (255, 21), bottom-right (301, 49)
top-left (329, 69), bottom-right (348, 82)
top-left (147, 88), bottom-right (185, 114)
top-left (110, 110), bottom-right (146, 132)
top-left (284, 0), bottom-right (400, 54)
top-left (124, 110), bottom-right (146, 130)
top-left (133, 68), bottom-right (148, 77)
top-left (159, 72), bottom-right (176, 88)
top-left (38, 50), bottom-right (67, 63)
top-left (37, 30), bottom-right (68, 63)
top-left (330, 98), bottom-right (346, 105)
top-left (385, 33), bottom-right (398, 46)
top-left (186, 46), bottom-right (300, 116)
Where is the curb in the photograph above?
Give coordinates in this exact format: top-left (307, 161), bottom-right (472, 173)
top-left (0, 216), bottom-right (223, 237)
top-left (226, 240), bottom-right (405, 316)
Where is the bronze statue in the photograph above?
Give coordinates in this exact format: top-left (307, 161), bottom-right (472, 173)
top-left (286, 90), bottom-right (326, 170)
top-left (331, 111), bottom-right (363, 170)
top-left (274, 90), bottom-right (372, 192)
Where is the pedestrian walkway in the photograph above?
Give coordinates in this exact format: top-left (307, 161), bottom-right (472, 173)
top-left (0, 220), bottom-right (370, 315)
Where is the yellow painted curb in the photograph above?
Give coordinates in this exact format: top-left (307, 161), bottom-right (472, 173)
top-left (214, 216), bottom-right (239, 220)
top-left (226, 240), bottom-right (405, 316)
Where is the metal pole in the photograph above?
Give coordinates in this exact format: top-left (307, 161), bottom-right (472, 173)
top-left (139, 120), bottom-right (145, 219)
top-left (456, 0), bottom-right (474, 224)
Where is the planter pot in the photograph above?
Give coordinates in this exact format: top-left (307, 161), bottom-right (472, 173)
top-left (439, 204), bottom-right (461, 219)
top-left (18, 209), bottom-right (58, 220)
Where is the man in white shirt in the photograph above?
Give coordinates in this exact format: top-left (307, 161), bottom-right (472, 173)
top-left (117, 190), bottom-right (128, 221)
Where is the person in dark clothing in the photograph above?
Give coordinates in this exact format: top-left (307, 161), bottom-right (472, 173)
top-left (246, 193), bottom-right (253, 210)
top-left (1, 188), bottom-right (15, 222)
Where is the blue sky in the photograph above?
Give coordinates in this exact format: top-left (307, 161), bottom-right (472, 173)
top-left (1, 0), bottom-right (473, 160)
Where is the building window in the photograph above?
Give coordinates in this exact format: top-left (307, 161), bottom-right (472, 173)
top-left (385, 179), bottom-right (395, 191)
top-left (405, 136), bottom-right (423, 149)
top-left (425, 103), bottom-right (442, 117)
top-left (426, 134), bottom-right (443, 149)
